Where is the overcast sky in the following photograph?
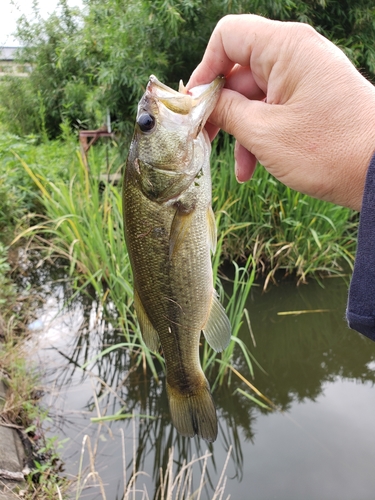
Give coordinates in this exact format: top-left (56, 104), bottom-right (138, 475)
top-left (1, 0), bottom-right (82, 46)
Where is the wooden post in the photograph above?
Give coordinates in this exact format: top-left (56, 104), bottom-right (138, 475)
top-left (78, 127), bottom-right (114, 172)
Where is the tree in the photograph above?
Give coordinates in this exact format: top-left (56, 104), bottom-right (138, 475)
top-left (2, 0), bottom-right (374, 138)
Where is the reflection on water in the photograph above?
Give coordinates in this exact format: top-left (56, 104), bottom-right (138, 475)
top-left (28, 270), bottom-right (375, 499)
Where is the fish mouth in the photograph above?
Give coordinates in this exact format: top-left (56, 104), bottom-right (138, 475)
top-left (147, 75), bottom-right (225, 131)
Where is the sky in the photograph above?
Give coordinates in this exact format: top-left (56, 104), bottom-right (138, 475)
top-left (1, 0), bottom-right (82, 46)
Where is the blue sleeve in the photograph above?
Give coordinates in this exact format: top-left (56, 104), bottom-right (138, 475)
top-left (346, 151), bottom-right (375, 341)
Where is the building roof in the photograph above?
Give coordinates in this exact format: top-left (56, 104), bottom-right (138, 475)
top-left (0, 47), bottom-right (19, 61)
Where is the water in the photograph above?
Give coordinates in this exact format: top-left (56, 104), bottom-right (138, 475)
top-left (28, 272), bottom-right (375, 499)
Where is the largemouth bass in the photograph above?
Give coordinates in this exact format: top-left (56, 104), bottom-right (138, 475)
top-left (123, 75), bottom-right (231, 442)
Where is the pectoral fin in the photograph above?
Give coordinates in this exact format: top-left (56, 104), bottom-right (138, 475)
top-left (169, 210), bottom-right (194, 260)
top-left (202, 293), bottom-right (231, 352)
top-left (207, 206), bottom-right (217, 254)
top-left (134, 289), bottom-right (160, 352)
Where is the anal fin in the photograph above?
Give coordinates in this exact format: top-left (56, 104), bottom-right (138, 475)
top-left (134, 289), bottom-right (160, 352)
top-left (202, 292), bottom-right (231, 352)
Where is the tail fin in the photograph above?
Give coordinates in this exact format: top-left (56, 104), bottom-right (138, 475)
top-left (166, 381), bottom-right (218, 442)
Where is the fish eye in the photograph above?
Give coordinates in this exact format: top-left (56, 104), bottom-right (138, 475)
top-left (137, 113), bottom-right (156, 133)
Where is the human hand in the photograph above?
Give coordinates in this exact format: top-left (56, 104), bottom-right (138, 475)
top-left (187, 14), bottom-right (375, 211)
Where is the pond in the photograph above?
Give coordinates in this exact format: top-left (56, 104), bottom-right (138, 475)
top-left (27, 268), bottom-right (375, 500)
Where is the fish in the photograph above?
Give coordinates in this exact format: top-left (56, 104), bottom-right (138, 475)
top-left (122, 75), bottom-right (231, 442)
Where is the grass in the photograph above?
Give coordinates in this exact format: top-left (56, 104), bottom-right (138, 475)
top-left (6, 129), bottom-right (358, 394)
top-left (1, 127), bottom-right (357, 283)
top-left (0, 124), bottom-right (77, 230)
top-left (0, 125), bottom-right (359, 497)
top-left (211, 135), bottom-right (357, 285)
top-left (11, 136), bottom-right (256, 387)
top-left (0, 126), bottom-right (358, 428)
top-left (0, 133), bottom-right (70, 498)
top-left (73, 422), bottom-right (231, 499)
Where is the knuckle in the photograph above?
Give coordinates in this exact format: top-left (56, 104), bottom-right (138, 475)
top-left (215, 14), bottom-right (237, 32)
top-left (286, 21), bottom-right (319, 42)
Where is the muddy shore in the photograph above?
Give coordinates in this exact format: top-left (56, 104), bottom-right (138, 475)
top-left (0, 378), bottom-right (27, 498)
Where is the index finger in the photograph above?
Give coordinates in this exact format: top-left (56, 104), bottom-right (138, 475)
top-left (186, 14), bottom-right (279, 91)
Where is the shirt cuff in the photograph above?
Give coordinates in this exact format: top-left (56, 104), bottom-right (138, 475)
top-left (346, 150), bottom-right (375, 341)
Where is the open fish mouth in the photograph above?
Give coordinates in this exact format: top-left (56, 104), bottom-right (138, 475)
top-left (146, 74), bottom-right (225, 130)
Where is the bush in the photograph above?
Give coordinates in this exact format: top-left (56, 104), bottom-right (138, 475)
top-left (0, 126), bottom-right (79, 239)
top-left (4, 0), bottom-right (375, 139)
top-left (0, 77), bottom-right (41, 137)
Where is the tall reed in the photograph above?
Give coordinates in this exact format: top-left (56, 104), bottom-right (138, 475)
top-left (14, 143), bottom-right (255, 387)
top-left (211, 135), bottom-right (357, 285)
top-left (11, 133), bottom-right (358, 390)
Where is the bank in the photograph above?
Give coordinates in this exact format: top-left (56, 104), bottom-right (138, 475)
top-left (0, 249), bottom-right (67, 497)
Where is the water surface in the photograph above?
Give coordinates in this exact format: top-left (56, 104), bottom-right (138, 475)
top-left (29, 273), bottom-right (375, 499)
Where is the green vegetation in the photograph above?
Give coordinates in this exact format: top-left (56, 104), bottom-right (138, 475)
top-left (211, 137), bottom-right (357, 285)
top-left (0, 0), bottom-right (366, 494)
top-left (0, 128), bottom-right (70, 498)
top-left (3, 130), bottom-right (355, 383)
top-left (10, 135), bottom-right (256, 388)
top-left (1, 0), bottom-right (374, 138)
